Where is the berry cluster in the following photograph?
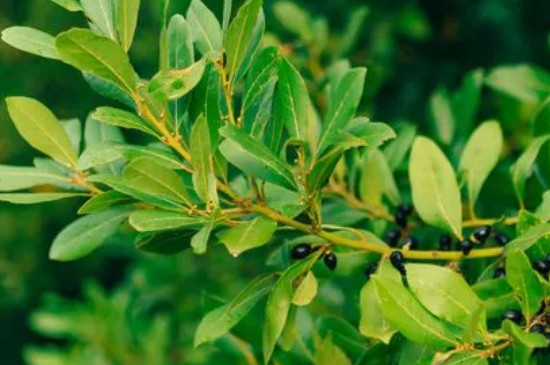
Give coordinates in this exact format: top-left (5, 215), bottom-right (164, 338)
top-left (438, 226), bottom-right (510, 255)
top-left (502, 303), bottom-right (550, 350)
top-left (290, 243), bottom-right (338, 271)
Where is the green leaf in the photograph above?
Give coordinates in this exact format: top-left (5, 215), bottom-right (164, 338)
top-left (6, 97), bottom-right (78, 168)
top-left (222, 0), bottom-right (233, 35)
top-left (373, 262), bottom-right (459, 348)
top-left (274, 58), bottom-right (310, 140)
top-left (47, 0), bottom-right (82, 12)
top-left (315, 334), bottom-right (353, 365)
top-left (0, 165), bottom-right (69, 192)
top-left (129, 210), bottom-right (203, 232)
top-left (116, 0), bottom-right (140, 52)
top-left (452, 69), bottom-right (483, 140)
top-left (273, 1), bottom-right (311, 42)
top-left (186, 0), bottom-right (222, 56)
top-left (383, 122), bottom-right (417, 171)
top-left (0, 193), bottom-right (88, 204)
top-left (409, 136), bottom-right (462, 238)
top-left (505, 250), bottom-right (544, 319)
top-left (337, 6), bottom-right (369, 57)
top-left (91, 107), bottom-right (158, 137)
top-left (56, 28), bottom-right (137, 93)
top-left (398, 342), bottom-right (435, 365)
top-left (292, 271), bottom-right (318, 306)
top-left (191, 217), bottom-right (216, 254)
top-left (219, 125), bottom-right (298, 191)
top-left (359, 148), bottom-right (400, 209)
top-left (80, 0), bottom-right (117, 40)
top-left (317, 67), bottom-right (366, 155)
top-left (459, 121), bottom-right (503, 209)
top-left (502, 320), bottom-right (547, 349)
top-left (406, 264), bottom-right (485, 330)
top-left (148, 59), bottom-right (206, 100)
top-left (135, 229), bottom-right (194, 255)
top-left (439, 352), bottom-right (488, 365)
top-left (219, 216), bottom-right (277, 256)
top-left (190, 115), bottom-right (218, 207)
top-left (63, 118), bottom-right (82, 154)
top-left (359, 279), bottom-right (397, 344)
top-left (83, 73), bottom-right (135, 108)
top-left (195, 273), bottom-right (276, 347)
top-left (263, 253), bottom-right (320, 363)
top-left (344, 119), bottom-right (396, 148)
top-left (307, 147), bottom-right (344, 192)
top-left (49, 207), bottom-right (132, 261)
top-left (234, 10), bottom-right (265, 82)
top-left (167, 14), bottom-right (194, 69)
top-left (242, 46), bottom-right (279, 114)
top-left (78, 190), bottom-right (132, 214)
top-left (429, 87), bottom-right (455, 145)
top-left (486, 64), bottom-right (550, 104)
top-left (511, 135), bottom-right (550, 206)
top-left (505, 222), bottom-right (550, 253)
top-left (1, 27), bottom-right (59, 60)
top-left (225, 0), bottom-right (262, 80)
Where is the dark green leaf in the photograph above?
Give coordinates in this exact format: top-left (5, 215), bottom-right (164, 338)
top-left (190, 115), bottom-right (218, 206)
top-left (78, 190), bottom-right (132, 214)
top-left (505, 250), bottom-right (543, 319)
top-left (511, 135), bottom-right (550, 206)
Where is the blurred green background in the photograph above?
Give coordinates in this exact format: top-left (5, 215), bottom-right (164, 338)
top-left (1, 0), bottom-right (550, 363)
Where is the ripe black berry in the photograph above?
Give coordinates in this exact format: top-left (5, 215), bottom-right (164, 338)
top-left (460, 239), bottom-right (474, 255)
top-left (502, 309), bottom-right (523, 324)
top-left (472, 225), bottom-right (492, 244)
top-left (530, 324), bottom-right (545, 334)
top-left (323, 252), bottom-right (337, 271)
top-left (493, 267), bottom-right (506, 278)
top-left (291, 244), bottom-right (312, 260)
top-left (439, 235), bottom-right (452, 251)
top-left (394, 210), bottom-right (408, 228)
top-left (533, 260), bottom-right (550, 276)
top-left (494, 232), bottom-right (510, 245)
top-left (390, 251), bottom-right (406, 275)
top-left (401, 236), bottom-right (418, 250)
top-left (364, 263), bottom-right (378, 279)
top-left (397, 204), bottom-right (413, 216)
top-left (384, 228), bottom-right (401, 247)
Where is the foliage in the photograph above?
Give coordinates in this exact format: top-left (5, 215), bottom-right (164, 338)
top-left (3, 0), bottom-right (550, 364)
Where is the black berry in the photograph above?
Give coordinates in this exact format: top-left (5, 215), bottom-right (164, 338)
top-left (439, 235), bottom-right (452, 251)
top-left (533, 260), bottom-right (550, 276)
top-left (530, 324), bottom-right (545, 334)
top-left (323, 252), bottom-right (337, 271)
top-left (494, 232), bottom-right (510, 245)
top-left (291, 244), bottom-right (312, 260)
top-left (390, 251), bottom-right (406, 275)
top-left (502, 309), bottom-right (523, 324)
top-left (394, 210), bottom-right (408, 228)
top-left (401, 236), bottom-right (419, 250)
top-left (472, 225), bottom-right (492, 244)
top-left (397, 204), bottom-right (413, 216)
top-left (364, 263), bottom-right (378, 279)
top-left (460, 239), bottom-right (474, 255)
top-left (493, 267), bottom-right (506, 278)
top-left (384, 228), bottom-right (401, 247)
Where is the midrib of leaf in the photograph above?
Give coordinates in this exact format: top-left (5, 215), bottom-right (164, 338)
top-left (194, 124), bottom-right (212, 201)
top-left (72, 210), bottom-right (128, 242)
top-left (98, 0), bottom-right (116, 40)
top-left (14, 105), bottom-right (76, 168)
top-left (283, 71), bottom-right (300, 137)
top-left (428, 159), bottom-right (460, 238)
top-left (120, 0), bottom-right (129, 48)
top-left (130, 167), bottom-right (190, 206)
top-left (189, 8), bottom-right (215, 53)
top-left (228, 4), bottom-right (256, 79)
top-left (242, 56), bottom-right (278, 112)
top-left (137, 215), bottom-right (197, 226)
top-left (448, 353), bottom-right (484, 365)
top-left (2, 170), bottom-right (68, 181)
top-left (517, 269), bottom-right (532, 319)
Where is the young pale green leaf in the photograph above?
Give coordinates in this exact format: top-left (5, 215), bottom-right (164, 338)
top-left (292, 271), bottom-right (318, 306)
top-left (317, 68), bottom-right (366, 155)
top-left (190, 115), bottom-right (218, 207)
top-left (0, 193), bottom-right (88, 205)
top-left (78, 190), bottom-right (132, 214)
top-left (1, 27), bottom-right (59, 60)
top-left (195, 273), bottom-right (277, 347)
top-left (373, 262), bottom-right (460, 348)
top-left (383, 122), bottom-right (417, 171)
top-left (344, 119), bottom-right (396, 148)
top-left (511, 135), bottom-right (550, 205)
top-left (315, 334), bottom-right (353, 365)
top-left (459, 121), bottom-right (503, 209)
top-left (123, 158), bottom-right (192, 207)
top-left (505, 250), bottom-right (544, 319)
top-left (429, 87), bottom-right (455, 145)
top-left (49, 207), bottom-right (132, 261)
top-left (219, 125), bottom-right (298, 191)
top-left (56, 28), bottom-right (137, 93)
top-left (186, 0), bottom-right (222, 56)
top-left (359, 279), bottom-right (397, 344)
top-left (129, 210), bottom-right (203, 232)
top-left (116, 0), bottom-right (140, 52)
top-left (406, 264), bottom-right (485, 330)
top-left (47, 0), bottom-right (82, 12)
top-left (191, 217), bottom-right (216, 255)
top-left (219, 216), bottom-right (277, 256)
top-left (225, 0), bottom-right (262, 80)
top-left (263, 253), bottom-right (320, 364)
top-left (167, 14), bottom-right (194, 69)
top-left (359, 149), bottom-right (401, 209)
top-left (409, 136), bottom-right (462, 238)
top-left (63, 118), bottom-right (82, 154)
top-left (0, 165), bottom-right (69, 192)
top-left (6, 97), bottom-right (78, 168)
top-left (273, 1), bottom-right (311, 41)
top-left (274, 58), bottom-right (310, 140)
top-left (148, 59), bottom-right (205, 100)
top-left (92, 107), bottom-right (158, 137)
top-left (486, 64), bottom-right (550, 104)
top-left (80, 0), bottom-right (117, 40)
top-left (222, 0), bottom-right (232, 35)
top-left (504, 222), bottom-right (550, 253)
